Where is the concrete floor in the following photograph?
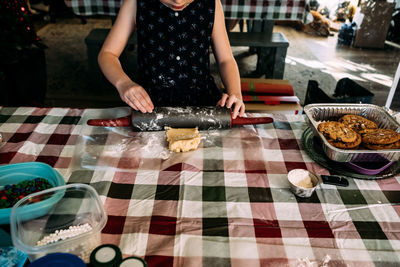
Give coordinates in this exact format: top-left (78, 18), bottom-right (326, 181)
top-left (278, 24), bottom-right (400, 107)
top-left (36, 17), bottom-right (400, 109)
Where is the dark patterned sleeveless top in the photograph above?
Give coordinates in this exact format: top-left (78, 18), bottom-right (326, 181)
top-left (136, 0), bottom-right (221, 106)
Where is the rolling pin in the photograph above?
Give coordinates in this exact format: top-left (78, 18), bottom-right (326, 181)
top-left (87, 106), bottom-right (273, 131)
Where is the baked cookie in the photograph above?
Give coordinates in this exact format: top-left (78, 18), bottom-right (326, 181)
top-left (358, 128), bottom-right (378, 136)
top-left (317, 121), bottom-right (358, 143)
top-left (363, 140), bottom-right (400, 150)
top-left (338, 114), bottom-right (377, 132)
top-left (361, 129), bottom-right (400, 145)
top-left (327, 132), bottom-right (362, 149)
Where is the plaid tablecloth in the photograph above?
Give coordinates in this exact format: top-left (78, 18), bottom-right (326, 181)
top-left (64, 0), bottom-right (309, 21)
top-left (1, 106), bottom-right (400, 266)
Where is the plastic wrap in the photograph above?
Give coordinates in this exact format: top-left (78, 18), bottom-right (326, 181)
top-left (71, 107), bottom-right (260, 172)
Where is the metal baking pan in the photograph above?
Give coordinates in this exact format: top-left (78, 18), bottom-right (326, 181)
top-left (304, 103), bottom-right (400, 162)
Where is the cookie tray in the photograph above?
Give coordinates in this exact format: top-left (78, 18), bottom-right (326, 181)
top-left (303, 103), bottom-right (400, 162)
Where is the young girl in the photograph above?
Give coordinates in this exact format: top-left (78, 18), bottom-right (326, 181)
top-left (98, 0), bottom-right (244, 119)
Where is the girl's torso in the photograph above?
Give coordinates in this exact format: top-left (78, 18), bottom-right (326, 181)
top-left (136, 0), bottom-right (220, 106)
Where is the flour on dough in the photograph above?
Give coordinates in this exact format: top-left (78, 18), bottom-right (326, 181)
top-left (165, 127), bottom-right (201, 152)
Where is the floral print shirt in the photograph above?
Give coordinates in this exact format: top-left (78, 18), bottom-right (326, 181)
top-left (136, 0), bottom-right (221, 106)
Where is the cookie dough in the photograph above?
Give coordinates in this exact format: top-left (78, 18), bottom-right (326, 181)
top-left (166, 127), bottom-right (201, 152)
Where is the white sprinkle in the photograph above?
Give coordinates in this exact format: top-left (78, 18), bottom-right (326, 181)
top-left (36, 224), bottom-right (93, 246)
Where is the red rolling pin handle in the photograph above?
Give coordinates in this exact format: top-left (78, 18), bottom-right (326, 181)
top-left (87, 116), bottom-right (131, 127)
top-left (231, 116), bottom-right (273, 126)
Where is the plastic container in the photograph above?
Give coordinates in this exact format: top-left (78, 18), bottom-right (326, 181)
top-left (10, 183), bottom-right (107, 263)
top-left (345, 160), bottom-right (395, 175)
top-left (287, 169), bottom-right (320, 198)
top-left (0, 162), bottom-right (66, 224)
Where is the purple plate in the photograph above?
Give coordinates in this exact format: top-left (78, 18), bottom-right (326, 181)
top-left (345, 160), bottom-right (395, 175)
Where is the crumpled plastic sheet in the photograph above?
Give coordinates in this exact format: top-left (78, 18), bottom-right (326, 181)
top-left (71, 107), bottom-right (263, 172)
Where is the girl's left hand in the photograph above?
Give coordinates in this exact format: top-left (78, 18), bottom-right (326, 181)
top-left (217, 93), bottom-right (245, 119)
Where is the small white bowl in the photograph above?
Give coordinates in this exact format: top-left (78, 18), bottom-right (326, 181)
top-left (287, 169), bottom-right (321, 198)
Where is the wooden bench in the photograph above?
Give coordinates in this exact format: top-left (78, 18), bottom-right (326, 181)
top-left (84, 28), bottom-right (289, 86)
top-left (227, 31), bottom-right (289, 79)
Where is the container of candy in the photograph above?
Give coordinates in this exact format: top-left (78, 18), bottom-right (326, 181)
top-left (0, 162), bottom-right (65, 224)
top-left (10, 183), bottom-right (107, 263)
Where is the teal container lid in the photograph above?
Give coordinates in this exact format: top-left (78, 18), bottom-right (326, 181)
top-left (28, 253), bottom-right (86, 267)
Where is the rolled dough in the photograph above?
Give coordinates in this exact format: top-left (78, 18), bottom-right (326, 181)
top-left (166, 127), bottom-right (201, 152)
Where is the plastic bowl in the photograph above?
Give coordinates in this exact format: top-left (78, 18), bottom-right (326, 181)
top-left (10, 183), bottom-right (107, 263)
top-left (0, 162), bottom-right (66, 224)
top-left (287, 169), bottom-right (320, 198)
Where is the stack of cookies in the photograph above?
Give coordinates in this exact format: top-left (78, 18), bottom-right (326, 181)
top-left (317, 114), bottom-right (400, 150)
top-left (318, 121), bottom-right (361, 149)
top-left (360, 129), bottom-right (400, 150)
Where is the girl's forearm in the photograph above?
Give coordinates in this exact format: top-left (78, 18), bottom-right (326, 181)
top-left (218, 59), bottom-right (242, 98)
top-left (98, 51), bottom-right (134, 92)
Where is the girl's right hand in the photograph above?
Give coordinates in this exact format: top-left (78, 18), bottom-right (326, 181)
top-left (117, 81), bottom-right (154, 113)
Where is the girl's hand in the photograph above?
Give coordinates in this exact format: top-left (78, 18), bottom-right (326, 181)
top-left (217, 93), bottom-right (245, 119)
top-left (117, 81), bottom-right (154, 113)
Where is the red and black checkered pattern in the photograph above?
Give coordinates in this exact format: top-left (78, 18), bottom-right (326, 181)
top-left (0, 107), bottom-right (83, 176)
top-left (64, 0), bottom-right (309, 21)
top-left (222, 0), bottom-right (308, 21)
top-left (1, 106), bottom-right (400, 266)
